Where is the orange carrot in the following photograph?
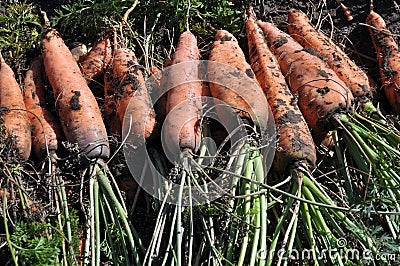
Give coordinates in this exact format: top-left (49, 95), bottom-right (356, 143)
top-left (149, 64), bottom-right (167, 125)
top-left (23, 56), bottom-right (64, 158)
top-left (257, 20), bottom-right (354, 135)
top-left (81, 35), bottom-right (113, 81)
top-left (287, 9), bottom-right (371, 99)
top-left (163, 30), bottom-right (204, 152)
top-left (103, 64), bottom-right (122, 137)
top-left (207, 30), bottom-right (270, 129)
top-left (0, 189), bottom-right (11, 201)
top-left (366, 10), bottom-right (400, 114)
top-left (246, 15), bottom-right (316, 173)
top-left (41, 29), bottom-right (110, 159)
top-left (0, 54), bottom-right (31, 160)
top-left (112, 48), bottom-right (156, 139)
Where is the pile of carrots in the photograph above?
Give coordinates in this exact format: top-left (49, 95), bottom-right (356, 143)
top-left (1, 3), bottom-right (400, 266)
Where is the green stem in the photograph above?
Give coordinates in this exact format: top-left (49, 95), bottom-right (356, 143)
top-left (94, 177), bottom-right (100, 266)
top-left (99, 196), bottom-right (118, 264)
top-left (89, 173), bottom-right (96, 266)
top-left (266, 186), bottom-right (297, 266)
top-left (249, 199), bottom-right (260, 266)
top-left (95, 164), bottom-right (142, 265)
top-left (161, 206), bottom-right (178, 266)
top-left (225, 145), bottom-right (249, 265)
top-left (176, 170), bottom-right (186, 266)
top-left (303, 176), bottom-right (377, 254)
top-left (3, 189), bottom-right (18, 266)
top-left (283, 210), bottom-right (298, 266)
top-left (237, 157), bottom-right (254, 266)
top-left (253, 151), bottom-right (267, 266)
top-left (300, 200), bottom-right (318, 265)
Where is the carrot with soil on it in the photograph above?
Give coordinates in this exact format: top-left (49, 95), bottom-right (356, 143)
top-left (287, 9), bottom-right (370, 99)
top-left (41, 28), bottom-right (110, 159)
top-left (366, 8), bottom-right (400, 114)
top-left (246, 15), bottom-right (380, 266)
top-left (23, 56), bottom-right (64, 159)
top-left (103, 64), bottom-right (122, 137)
top-left (151, 31), bottom-right (208, 265)
top-left (206, 28), bottom-right (274, 266)
top-left (163, 30), bottom-right (205, 153)
top-left (81, 35), bottom-right (113, 82)
top-left (257, 20), bottom-right (354, 136)
top-left (148, 59), bottom-right (171, 133)
top-left (246, 13), bottom-right (316, 174)
top-left (207, 29), bottom-right (270, 129)
top-left (259, 13), bottom-right (400, 253)
top-left (0, 53), bottom-right (31, 161)
top-left (112, 47), bottom-right (156, 140)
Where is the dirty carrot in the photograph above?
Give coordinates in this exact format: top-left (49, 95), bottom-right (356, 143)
top-left (257, 20), bottom-right (354, 135)
top-left (0, 54), bottom-right (31, 160)
top-left (246, 14), bottom-right (316, 173)
top-left (366, 9), bottom-right (400, 114)
top-left (287, 9), bottom-right (370, 99)
top-left (163, 30), bottom-right (204, 152)
top-left (103, 64), bottom-right (121, 137)
top-left (150, 59), bottom-right (171, 128)
top-left (207, 29), bottom-right (271, 133)
top-left (23, 56), bottom-right (63, 158)
top-left (41, 29), bottom-right (110, 159)
top-left (81, 35), bottom-right (113, 82)
top-left (112, 47), bottom-right (156, 139)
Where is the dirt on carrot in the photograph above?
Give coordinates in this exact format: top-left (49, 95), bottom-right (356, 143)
top-left (23, 56), bottom-right (64, 158)
top-left (257, 20), bottom-right (354, 136)
top-left (246, 14), bottom-right (317, 173)
top-left (366, 9), bottom-right (400, 114)
top-left (0, 54), bottom-right (31, 161)
top-left (41, 29), bottom-right (110, 159)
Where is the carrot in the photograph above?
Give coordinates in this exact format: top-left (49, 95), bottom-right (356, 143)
top-left (163, 30), bottom-right (204, 152)
top-left (246, 14), bottom-right (316, 173)
top-left (207, 29), bottom-right (270, 129)
top-left (366, 9), bottom-right (400, 114)
top-left (23, 56), bottom-right (64, 158)
top-left (112, 48), bottom-right (156, 139)
top-left (0, 189), bottom-right (11, 201)
top-left (150, 63), bottom-right (168, 126)
top-left (41, 29), bottom-right (110, 159)
top-left (257, 20), bottom-right (354, 135)
top-left (103, 64), bottom-right (122, 137)
top-left (0, 54), bottom-right (31, 160)
top-left (287, 9), bottom-right (371, 99)
top-left (80, 35), bottom-right (113, 81)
